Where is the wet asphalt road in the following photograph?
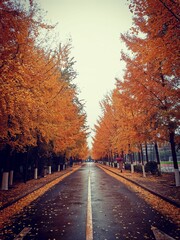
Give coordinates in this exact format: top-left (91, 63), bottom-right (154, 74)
top-left (0, 163), bottom-right (179, 240)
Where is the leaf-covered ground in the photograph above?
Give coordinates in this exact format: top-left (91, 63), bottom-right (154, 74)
top-left (98, 164), bottom-right (180, 226)
top-left (0, 165), bottom-right (81, 229)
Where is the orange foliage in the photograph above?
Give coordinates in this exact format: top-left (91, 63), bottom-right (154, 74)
top-left (92, 0), bottom-right (179, 161)
top-left (0, 0), bottom-right (88, 159)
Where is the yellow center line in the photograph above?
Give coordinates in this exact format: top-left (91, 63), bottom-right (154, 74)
top-left (86, 170), bottom-right (93, 240)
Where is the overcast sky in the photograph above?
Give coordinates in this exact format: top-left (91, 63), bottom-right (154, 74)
top-left (37, 0), bottom-right (133, 148)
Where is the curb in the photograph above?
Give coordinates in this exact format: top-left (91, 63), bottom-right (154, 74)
top-left (98, 164), bottom-right (180, 208)
top-left (0, 166), bottom-right (81, 211)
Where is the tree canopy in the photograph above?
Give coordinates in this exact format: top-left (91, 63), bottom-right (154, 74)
top-left (0, 0), bottom-right (89, 160)
top-left (92, 0), bottom-right (179, 173)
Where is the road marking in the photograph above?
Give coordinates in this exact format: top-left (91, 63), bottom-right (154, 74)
top-left (151, 226), bottom-right (176, 240)
top-left (86, 171), bottom-right (93, 240)
top-left (14, 227), bottom-right (32, 240)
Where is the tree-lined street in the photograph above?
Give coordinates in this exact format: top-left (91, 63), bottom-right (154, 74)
top-left (0, 0), bottom-right (179, 239)
top-left (0, 163), bottom-right (179, 240)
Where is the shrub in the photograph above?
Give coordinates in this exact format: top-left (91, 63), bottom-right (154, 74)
top-left (134, 164), bottom-right (143, 173)
top-left (145, 161), bottom-right (158, 175)
top-left (124, 163), bottom-right (131, 171)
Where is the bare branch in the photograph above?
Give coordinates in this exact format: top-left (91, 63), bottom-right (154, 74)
top-left (158, 0), bottom-right (180, 21)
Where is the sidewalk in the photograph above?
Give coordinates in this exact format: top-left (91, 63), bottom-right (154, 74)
top-left (98, 164), bottom-right (180, 207)
top-left (0, 165), bottom-right (81, 210)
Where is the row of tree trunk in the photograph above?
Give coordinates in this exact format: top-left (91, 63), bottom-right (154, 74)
top-left (102, 139), bottom-right (180, 186)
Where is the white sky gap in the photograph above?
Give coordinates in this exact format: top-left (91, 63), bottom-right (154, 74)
top-left (37, 0), bottom-right (133, 148)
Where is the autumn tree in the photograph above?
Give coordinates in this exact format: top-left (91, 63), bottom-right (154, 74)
top-left (92, 0), bottom-right (179, 185)
top-left (119, 0), bottom-right (180, 185)
top-left (0, 0), bottom-right (88, 189)
top-left (92, 94), bottom-right (118, 163)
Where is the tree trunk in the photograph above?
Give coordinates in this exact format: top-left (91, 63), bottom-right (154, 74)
top-left (1, 152), bottom-right (10, 190)
top-left (48, 165), bottom-right (52, 174)
top-left (34, 168), bottom-right (38, 179)
top-left (140, 144), bottom-right (146, 177)
top-left (23, 152), bottom-right (28, 183)
top-left (129, 153), bottom-right (134, 173)
top-left (117, 162), bottom-right (120, 169)
top-left (169, 131), bottom-right (180, 187)
top-left (110, 150), bottom-right (114, 167)
top-left (154, 142), bottom-right (161, 176)
top-left (131, 162), bottom-right (134, 173)
top-left (58, 164), bottom-right (60, 171)
top-left (1, 172), bottom-right (9, 190)
top-left (138, 151), bottom-right (141, 163)
top-left (142, 165), bottom-right (146, 178)
top-left (132, 152), bottom-right (135, 162)
top-left (34, 158), bottom-right (38, 179)
top-left (145, 142), bottom-right (149, 163)
top-left (9, 170), bottom-right (14, 186)
top-left (43, 167), bottom-right (47, 177)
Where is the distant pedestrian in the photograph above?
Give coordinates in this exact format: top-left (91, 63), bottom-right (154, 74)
top-left (116, 157), bottom-right (123, 172)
